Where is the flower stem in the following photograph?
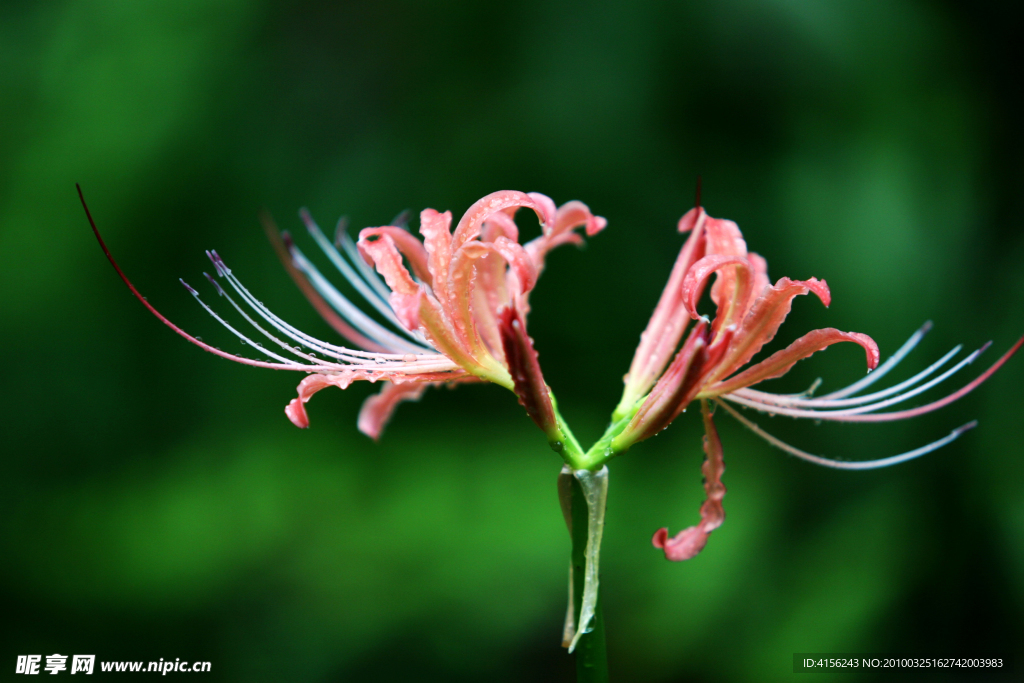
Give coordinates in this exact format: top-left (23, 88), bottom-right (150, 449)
top-left (570, 474), bottom-right (609, 683)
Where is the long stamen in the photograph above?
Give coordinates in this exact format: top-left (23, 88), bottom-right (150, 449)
top-left (715, 399), bottom-right (976, 470)
top-left (821, 321), bottom-right (932, 399)
top-left (722, 344), bottom-right (988, 420)
top-left (191, 273), bottom-right (456, 374)
top-left (300, 210), bottom-right (414, 331)
top-left (79, 184), bottom-right (308, 372)
top-left (287, 242), bottom-right (428, 353)
top-left (736, 343), bottom-right (961, 409)
top-left (209, 251), bottom-right (379, 362)
top-left (199, 272), bottom-right (339, 367)
top-left (181, 279), bottom-right (318, 367)
top-left (836, 334), bottom-right (1023, 423)
top-left (209, 250), bottom-right (430, 360)
top-left (203, 256), bottom-right (457, 372)
top-left (262, 211), bottom-right (387, 352)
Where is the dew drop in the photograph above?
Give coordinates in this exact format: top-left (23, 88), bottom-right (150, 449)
top-left (402, 354), bottom-right (417, 362)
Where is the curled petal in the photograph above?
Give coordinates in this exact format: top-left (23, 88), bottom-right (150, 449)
top-left (552, 200), bottom-right (607, 239)
top-left (616, 213), bottom-right (707, 414)
top-left (708, 276), bottom-right (831, 385)
top-left (352, 229), bottom-right (491, 380)
top-left (447, 239), bottom-right (538, 371)
top-left (652, 401), bottom-right (726, 561)
top-left (286, 369), bottom-right (466, 429)
top-left (472, 250), bottom-right (511, 361)
top-left (360, 226), bottom-right (432, 285)
top-left (491, 236), bottom-right (538, 295)
top-left (524, 231), bottom-right (584, 273)
top-left (285, 372), bottom-right (371, 428)
top-left (358, 381), bottom-right (430, 440)
top-left (481, 210), bottom-right (519, 243)
top-left (452, 190), bottom-right (554, 252)
top-left (681, 254), bottom-right (750, 320)
top-left (357, 230), bottom-right (423, 330)
top-left (677, 206), bottom-right (705, 233)
top-left (526, 200), bottom-right (606, 274)
top-left (528, 192), bottom-right (558, 234)
top-left (499, 306), bottom-right (557, 439)
top-left (419, 208), bottom-right (455, 309)
top-left (703, 215), bottom-right (748, 258)
top-left (703, 216), bottom-right (752, 321)
top-left (745, 252), bottom-right (770, 310)
top-left (709, 328), bottom-right (880, 396)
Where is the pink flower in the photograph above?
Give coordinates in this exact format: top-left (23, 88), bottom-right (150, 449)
top-left (80, 186), bottom-right (604, 441)
top-left (609, 203), bottom-right (1023, 562)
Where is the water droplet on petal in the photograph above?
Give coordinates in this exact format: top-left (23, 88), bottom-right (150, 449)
top-left (402, 354), bottom-right (417, 362)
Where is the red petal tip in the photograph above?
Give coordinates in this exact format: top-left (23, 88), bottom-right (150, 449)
top-left (677, 207), bottom-right (704, 233)
top-left (285, 399), bottom-right (310, 428)
top-left (587, 215), bottom-right (608, 236)
top-left (651, 526), bottom-right (710, 561)
top-left (808, 278), bottom-right (830, 307)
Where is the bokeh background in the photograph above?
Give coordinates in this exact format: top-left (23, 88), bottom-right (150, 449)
top-left (2, 1), bottom-right (1022, 681)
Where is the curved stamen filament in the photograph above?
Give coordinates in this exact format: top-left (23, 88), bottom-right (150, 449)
top-left (80, 184), bottom-right (310, 372)
top-left (212, 258), bottom-right (389, 363)
top-left (186, 276), bottom-right (458, 375)
top-left (289, 243), bottom-right (427, 352)
top-left (182, 280), bottom-right (322, 367)
top-left (198, 273), bottom-right (339, 367)
top-left (302, 211), bottom-right (424, 342)
top-left (821, 321), bottom-right (932, 399)
top-left (715, 399), bottom-right (976, 470)
top-left (735, 343), bottom-right (961, 409)
top-left (722, 344), bottom-right (987, 420)
top-left (209, 250), bottom-right (430, 360)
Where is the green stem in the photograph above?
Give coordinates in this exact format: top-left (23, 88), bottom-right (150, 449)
top-left (570, 475), bottom-right (609, 683)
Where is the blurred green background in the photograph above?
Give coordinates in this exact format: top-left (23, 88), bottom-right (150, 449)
top-left (2, 0), bottom-right (1022, 681)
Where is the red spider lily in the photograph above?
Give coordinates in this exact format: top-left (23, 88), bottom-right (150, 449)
top-left (608, 203), bottom-right (1023, 562)
top-left (79, 186), bottom-right (604, 441)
